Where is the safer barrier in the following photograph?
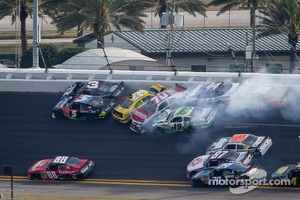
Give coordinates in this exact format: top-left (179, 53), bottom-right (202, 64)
top-left (0, 68), bottom-right (300, 92)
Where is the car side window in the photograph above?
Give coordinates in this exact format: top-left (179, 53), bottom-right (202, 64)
top-left (158, 102), bottom-right (168, 111)
top-left (58, 165), bottom-right (67, 171)
top-left (142, 96), bottom-right (152, 102)
top-left (237, 145), bottom-right (244, 150)
top-left (225, 144), bottom-right (236, 150)
top-left (48, 164), bottom-right (58, 171)
top-left (135, 100), bottom-right (143, 108)
top-left (171, 117), bottom-right (182, 123)
top-left (183, 117), bottom-right (190, 122)
top-left (71, 104), bottom-right (80, 109)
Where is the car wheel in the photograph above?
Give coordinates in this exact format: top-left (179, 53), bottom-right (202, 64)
top-left (63, 174), bottom-right (73, 181)
top-left (30, 173), bottom-right (41, 180)
top-left (190, 180), bottom-right (203, 187)
top-left (54, 111), bottom-right (64, 119)
top-left (154, 127), bottom-right (164, 134)
top-left (188, 126), bottom-right (195, 133)
top-left (86, 114), bottom-right (95, 121)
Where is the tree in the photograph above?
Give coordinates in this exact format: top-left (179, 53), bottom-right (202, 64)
top-left (258, 0), bottom-right (300, 73)
top-left (0, 0), bottom-right (31, 56)
top-left (207, 0), bottom-right (268, 72)
top-left (50, 0), bottom-right (153, 47)
top-left (152, 0), bottom-right (207, 28)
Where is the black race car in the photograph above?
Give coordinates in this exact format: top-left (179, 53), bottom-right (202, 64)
top-left (190, 162), bottom-right (258, 187)
top-left (271, 163), bottom-right (300, 187)
top-left (61, 80), bottom-right (126, 100)
top-left (52, 94), bottom-right (116, 120)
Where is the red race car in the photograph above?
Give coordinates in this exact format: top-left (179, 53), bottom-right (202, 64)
top-left (28, 156), bottom-right (94, 181)
top-left (130, 83), bottom-right (186, 134)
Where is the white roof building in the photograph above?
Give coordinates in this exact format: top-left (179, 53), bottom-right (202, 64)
top-left (54, 47), bottom-right (166, 71)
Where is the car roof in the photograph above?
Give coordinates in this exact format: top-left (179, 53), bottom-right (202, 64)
top-left (228, 134), bottom-right (249, 143)
top-left (128, 90), bottom-right (151, 101)
top-left (149, 84), bottom-right (186, 105)
top-left (174, 107), bottom-right (194, 116)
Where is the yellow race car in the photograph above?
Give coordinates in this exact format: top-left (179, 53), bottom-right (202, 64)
top-left (111, 83), bottom-right (166, 123)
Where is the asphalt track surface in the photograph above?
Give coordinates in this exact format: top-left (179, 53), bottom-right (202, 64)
top-left (0, 89), bottom-right (300, 199)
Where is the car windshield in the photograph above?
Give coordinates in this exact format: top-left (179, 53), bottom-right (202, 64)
top-left (66, 157), bottom-right (81, 166)
top-left (166, 111), bottom-right (176, 121)
top-left (141, 101), bottom-right (157, 114)
top-left (120, 98), bottom-right (133, 109)
top-left (243, 135), bottom-right (258, 145)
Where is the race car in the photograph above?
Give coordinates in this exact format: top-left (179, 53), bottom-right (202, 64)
top-left (186, 150), bottom-right (253, 179)
top-left (228, 84), bottom-right (292, 112)
top-left (271, 163), bottom-right (300, 186)
top-left (61, 80), bottom-right (126, 100)
top-left (205, 133), bottom-right (272, 156)
top-left (52, 94), bottom-right (116, 120)
top-left (28, 156), bottom-right (94, 181)
top-left (111, 83), bottom-right (167, 124)
top-left (182, 82), bottom-right (240, 107)
top-left (190, 162), bottom-right (259, 187)
top-left (151, 106), bottom-right (217, 134)
top-left (130, 83), bottom-right (186, 134)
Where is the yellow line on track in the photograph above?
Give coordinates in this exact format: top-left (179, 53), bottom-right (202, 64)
top-left (0, 176), bottom-right (299, 190)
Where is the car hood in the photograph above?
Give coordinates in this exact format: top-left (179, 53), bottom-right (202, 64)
top-left (28, 159), bottom-right (51, 173)
top-left (187, 155), bottom-right (211, 172)
top-left (131, 109), bottom-right (151, 122)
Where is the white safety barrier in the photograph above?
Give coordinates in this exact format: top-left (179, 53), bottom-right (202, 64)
top-left (0, 68), bottom-right (300, 92)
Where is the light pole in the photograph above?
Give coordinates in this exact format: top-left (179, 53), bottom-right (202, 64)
top-left (165, 0), bottom-right (177, 75)
top-left (3, 166), bottom-right (13, 200)
top-left (32, 0), bottom-right (39, 68)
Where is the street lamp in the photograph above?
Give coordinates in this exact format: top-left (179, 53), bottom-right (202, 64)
top-left (3, 166), bottom-right (13, 200)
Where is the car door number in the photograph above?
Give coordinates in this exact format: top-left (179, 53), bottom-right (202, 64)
top-left (47, 171), bottom-right (58, 179)
top-left (71, 110), bottom-right (77, 118)
top-left (173, 123), bottom-right (182, 131)
top-left (211, 150), bottom-right (228, 159)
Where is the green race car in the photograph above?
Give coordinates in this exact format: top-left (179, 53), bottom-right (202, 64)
top-left (151, 106), bottom-right (217, 134)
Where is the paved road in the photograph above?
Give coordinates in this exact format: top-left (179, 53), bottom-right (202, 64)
top-left (0, 83), bottom-right (300, 199)
top-left (0, 11), bottom-right (252, 45)
top-left (0, 11), bottom-right (252, 32)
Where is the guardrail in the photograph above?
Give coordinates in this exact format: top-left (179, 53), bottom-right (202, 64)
top-left (1, 68), bottom-right (300, 92)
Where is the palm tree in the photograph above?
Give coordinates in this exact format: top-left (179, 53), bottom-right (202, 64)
top-left (50, 0), bottom-right (154, 47)
top-left (258, 0), bottom-right (300, 73)
top-left (152, 0), bottom-right (207, 28)
top-left (207, 0), bottom-right (268, 72)
top-left (0, 0), bottom-right (31, 56)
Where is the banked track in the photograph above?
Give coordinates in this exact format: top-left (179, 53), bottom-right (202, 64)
top-left (0, 85), bottom-right (300, 199)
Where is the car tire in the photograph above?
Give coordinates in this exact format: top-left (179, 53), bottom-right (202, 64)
top-left (154, 127), bottom-right (164, 134)
top-left (190, 180), bottom-right (203, 187)
top-left (188, 126), bottom-right (195, 133)
top-left (63, 174), bottom-right (73, 181)
top-left (86, 114), bottom-right (95, 121)
top-left (30, 173), bottom-right (41, 180)
top-left (54, 111), bottom-right (64, 119)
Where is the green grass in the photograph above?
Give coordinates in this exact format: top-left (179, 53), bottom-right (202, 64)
top-left (0, 30), bottom-right (78, 40)
top-left (0, 43), bottom-right (77, 54)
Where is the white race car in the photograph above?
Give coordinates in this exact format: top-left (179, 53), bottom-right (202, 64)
top-left (205, 133), bottom-right (272, 156)
top-left (186, 149), bottom-right (253, 178)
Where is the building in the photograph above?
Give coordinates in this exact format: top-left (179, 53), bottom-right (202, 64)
top-left (73, 29), bottom-right (300, 73)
